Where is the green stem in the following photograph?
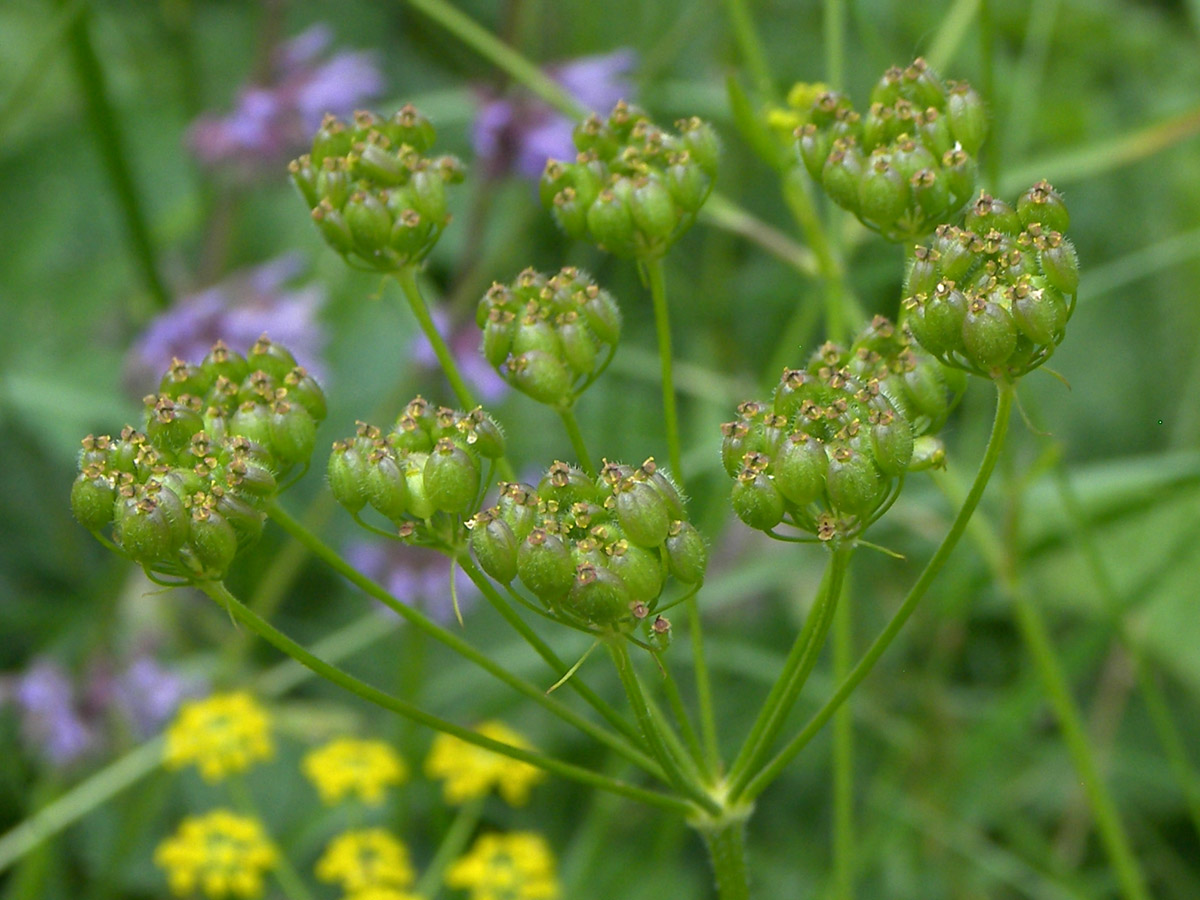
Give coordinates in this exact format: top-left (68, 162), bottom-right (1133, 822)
top-left (738, 380), bottom-right (1014, 802)
top-left (1007, 587), bottom-right (1150, 900)
top-left (608, 641), bottom-right (719, 815)
top-left (657, 653), bottom-right (707, 777)
top-left (227, 777), bottom-right (314, 900)
top-left (824, 0), bottom-right (845, 91)
top-left (458, 558), bottom-right (646, 750)
top-left (979, 0), bottom-right (1000, 191)
top-left (199, 580), bottom-right (693, 815)
top-left (831, 577), bottom-right (854, 900)
top-left (62, 0), bottom-right (169, 310)
top-left (395, 266), bottom-right (476, 410)
top-left (414, 794), bottom-right (485, 898)
top-left (687, 592), bottom-right (722, 775)
top-left (698, 817), bottom-right (752, 900)
top-left (644, 257), bottom-right (684, 484)
top-left (264, 501), bottom-right (654, 774)
top-left (727, 544), bottom-right (851, 797)
top-left (557, 406), bottom-right (595, 476)
top-left (722, 0), bottom-right (775, 99)
top-left (401, 0), bottom-right (583, 117)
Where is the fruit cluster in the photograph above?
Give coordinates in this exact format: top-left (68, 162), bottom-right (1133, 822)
top-left (70, 339), bottom-right (326, 578)
top-left (468, 459), bottom-right (706, 635)
top-left (289, 106), bottom-right (463, 272)
top-left (327, 398), bottom-right (505, 539)
top-left (722, 317), bottom-right (961, 541)
top-left (540, 101), bottom-right (719, 258)
top-left (903, 182), bottom-right (1078, 378)
top-left (796, 58), bottom-right (985, 241)
top-left (475, 267), bottom-right (621, 407)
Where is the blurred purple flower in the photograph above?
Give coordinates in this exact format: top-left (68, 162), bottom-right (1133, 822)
top-left (412, 307), bottom-right (509, 403)
top-left (189, 24), bottom-right (382, 170)
top-left (5, 660), bottom-right (97, 767)
top-left (1, 655), bottom-right (203, 768)
top-left (472, 49), bottom-right (637, 180)
top-left (345, 540), bottom-right (479, 626)
top-left (127, 253), bottom-right (327, 391)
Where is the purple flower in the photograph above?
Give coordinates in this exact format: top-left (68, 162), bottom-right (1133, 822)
top-left (472, 49), bottom-right (637, 179)
top-left (110, 657), bottom-right (204, 738)
top-left (188, 24), bottom-right (382, 170)
top-left (345, 540), bottom-right (479, 626)
top-left (3, 660), bottom-right (98, 767)
top-left (126, 253), bottom-right (327, 392)
top-left (411, 307), bottom-right (509, 404)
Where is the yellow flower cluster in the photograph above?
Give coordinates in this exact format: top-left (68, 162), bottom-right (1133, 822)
top-left (424, 721), bottom-right (546, 806)
top-left (302, 737), bottom-right (408, 805)
top-left (164, 692), bottom-right (273, 782)
top-left (316, 828), bottom-right (416, 895)
top-left (446, 832), bottom-right (560, 900)
top-left (341, 888), bottom-right (425, 900)
top-left (765, 81), bottom-right (832, 142)
top-left (154, 809), bottom-right (277, 899)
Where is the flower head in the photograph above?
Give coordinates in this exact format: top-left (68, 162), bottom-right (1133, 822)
top-left (472, 50), bottom-right (636, 180)
top-left (164, 692), bottom-right (273, 782)
top-left (344, 540), bottom-right (480, 626)
top-left (302, 737), bottom-right (407, 805)
top-left (446, 832), bottom-right (560, 900)
top-left (2, 659), bottom-right (97, 767)
top-left (154, 809), bottom-right (277, 899)
top-left (424, 721), bottom-right (545, 806)
top-left (315, 829), bottom-right (415, 894)
top-left (189, 24), bottom-right (382, 171)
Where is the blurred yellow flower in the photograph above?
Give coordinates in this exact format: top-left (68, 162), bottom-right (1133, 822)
top-left (342, 888), bottom-right (426, 900)
top-left (765, 81), bottom-right (833, 143)
top-left (164, 692), bottom-right (273, 782)
top-left (446, 832), bottom-right (560, 900)
top-left (154, 809), bottom-right (276, 899)
top-left (316, 828), bottom-right (415, 894)
top-left (424, 721), bottom-right (545, 806)
top-left (302, 737), bottom-right (408, 805)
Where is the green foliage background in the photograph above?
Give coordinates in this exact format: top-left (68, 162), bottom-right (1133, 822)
top-left (1, 0), bottom-right (1199, 897)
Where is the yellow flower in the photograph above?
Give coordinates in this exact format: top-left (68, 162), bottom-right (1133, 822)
top-left (315, 829), bottom-right (415, 894)
top-left (154, 809), bottom-right (276, 899)
top-left (765, 81), bottom-right (833, 144)
top-left (302, 737), bottom-right (408, 805)
top-left (164, 692), bottom-right (273, 782)
top-left (343, 889), bottom-right (426, 900)
top-left (445, 832), bottom-right (560, 900)
top-left (424, 721), bottom-right (545, 806)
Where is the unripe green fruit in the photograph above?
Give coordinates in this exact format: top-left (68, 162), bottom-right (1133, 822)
top-left (608, 541), bottom-right (665, 603)
top-left (466, 412), bottom-right (506, 459)
top-left (910, 168), bottom-right (949, 220)
top-left (328, 442), bottom-right (371, 513)
top-left (283, 369), bottom-right (327, 422)
top-left (499, 485), bottom-right (538, 541)
top-left (902, 362), bottom-right (951, 422)
top-left (559, 318), bottom-right (599, 376)
top-left (870, 410), bottom-right (914, 476)
top-left (731, 471), bottom-right (785, 531)
top-left (1040, 237), bottom-right (1079, 296)
top-left (918, 108), bottom-right (953, 158)
top-left (630, 177), bottom-right (678, 245)
top-left (389, 209), bottom-right (433, 258)
top-left (470, 514), bottom-right (519, 584)
top-left (312, 203), bottom-right (356, 254)
top-left (159, 361), bottom-right (212, 400)
top-left (72, 475), bottom-right (116, 531)
top-left (825, 445), bottom-right (887, 518)
top-left (214, 491), bottom-right (265, 548)
top-left (906, 248), bottom-right (940, 299)
top-left (540, 463), bottom-right (596, 507)
top-left (918, 283), bottom-right (968, 355)
top-left (424, 439), bottom-right (480, 514)
top-left (483, 310), bottom-right (515, 367)
top-left (269, 402), bottom-right (317, 467)
top-left (665, 520), bottom-right (707, 584)
top-left (344, 192), bottom-right (393, 255)
top-left (934, 229), bottom-right (975, 283)
top-left (402, 452), bottom-right (435, 519)
top-left (189, 508), bottom-right (239, 576)
top-left (774, 432), bottom-right (829, 506)
top-left (581, 289), bottom-right (621, 345)
top-left (720, 422), bottom-right (751, 477)
top-left (311, 117), bottom-right (353, 165)
top-left (569, 563), bottom-right (631, 627)
top-left (290, 157), bottom-right (320, 208)
top-left (822, 144), bottom-right (865, 212)
top-left (511, 350), bottom-right (572, 406)
top-left (200, 342), bottom-right (250, 385)
top-left (146, 399), bottom-right (203, 454)
top-left (962, 298), bottom-right (1018, 369)
top-left (1017, 180), bottom-right (1070, 232)
top-left (384, 105), bottom-right (436, 153)
top-left (908, 435), bottom-right (947, 471)
top-left (798, 124), bottom-right (831, 181)
top-left (517, 529), bottom-right (575, 604)
top-left (646, 467), bottom-right (687, 521)
top-left (614, 480), bottom-right (672, 548)
top-left (227, 458), bottom-right (276, 497)
top-left (410, 168), bottom-right (448, 224)
top-left (247, 338), bottom-right (298, 381)
top-left (859, 158), bottom-right (909, 227)
top-left (552, 188), bottom-right (589, 240)
top-left (1012, 283), bottom-right (1068, 345)
top-left (366, 453), bottom-right (410, 521)
top-left (940, 149), bottom-right (977, 210)
top-left (316, 163), bottom-right (352, 210)
top-left (354, 140), bottom-right (405, 185)
top-left (512, 317), bottom-right (561, 357)
top-left (946, 82), bottom-right (987, 155)
top-left (666, 156), bottom-right (711, 213)
top-left (966, 194), bottom-right (1021, 237)
top-left (586, 189), bottom-right (635, 252)
top-left (117, 497), bottom-right (180, 563)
